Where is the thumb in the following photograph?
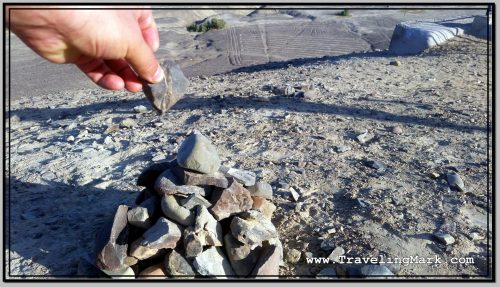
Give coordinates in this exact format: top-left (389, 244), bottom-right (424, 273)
top-left (125, 37), bottom-right (163, 84)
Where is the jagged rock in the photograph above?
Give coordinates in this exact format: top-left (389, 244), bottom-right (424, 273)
top-left (193, 246), bottom-right (235, 278)
top-left (172, 166), bottom-right (228, 188)
top-left (177, 133), bottom-right (221, 174)
top-left (161, 194), bottom-right (195, 226)
top-left (164, 250), bottom-right (196, 278)
top-left (103, 266), bottom-right (135, 279)
top-left (155, 169), bottom-right (206, 197)
top-left (184, 227), bottom-right (203, 258)
top-left (251, 244), bottom-right (279, 277)
top-left (127, 196), bottom-right (157, 229)
top-left (251, 196), bottom-right (276, 219)
top-left (194, 205), bottom-right (223, 246)
top-left (247, 181), bottom-right (273, 199)
top-left (180, 193), bottom-right (212, 210)
top-left (129, 217), bottom-right (181, 260)
top-left (138, 263), bottom-right (167, 279)
top-left (96, 205), bottom-right (129, 272)
top-left (290, 187), bottom-right (300, 201)
top-left (223, 167), bottom-right (256, 186)
top-left (224, 233), bottom-right (261, 276)
top-left (328, 247), bottom-right (345, 263)
top-left (230, 210), bottom-right (278, 249)
top-left (211, 181), bottom-right (253, 220)
top-left (447, 171), bottom-right (465, 192)
top-left (434, 232), bottom-right (455, 245)
top-left (269, 237), bottom-right (284, 266)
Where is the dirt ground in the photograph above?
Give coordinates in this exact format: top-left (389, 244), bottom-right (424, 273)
top-left (5, 7), bottom-right (492, 279)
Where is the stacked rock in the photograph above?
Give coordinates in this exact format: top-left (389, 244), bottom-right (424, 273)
top-left (94, 132), bottom-right (282, 279)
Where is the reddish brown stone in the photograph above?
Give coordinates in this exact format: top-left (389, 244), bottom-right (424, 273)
top-left (251, 196), bottom-right (276, 219)
top-left (210, 181), bottom-right (253, 220)
top-left (138, 264), bottom-right (168, 279)
top-left (172, 166), bottom-right (228, 188)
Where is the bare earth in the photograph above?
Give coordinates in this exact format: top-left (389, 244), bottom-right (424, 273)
top-left (5, 7), bottom-right (492, 279)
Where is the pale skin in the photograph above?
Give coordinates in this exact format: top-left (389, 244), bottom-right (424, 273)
top-left (7, 7), bottom-right (164, 92)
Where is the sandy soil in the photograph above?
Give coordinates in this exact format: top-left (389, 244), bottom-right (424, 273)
top-left (5, 6), bottom-right (492, 279)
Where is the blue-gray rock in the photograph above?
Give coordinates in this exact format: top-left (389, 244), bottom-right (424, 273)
top-left (360, 265), bottom-right (394, 278)
top-left (317, 267), bottom-right (337, 278)
top-left (446, 171), bottom-right (465, 192)
top-left (434, 232), bottom-right (455, 245)
top-left (177, 133), bottom-right (221, 174)
top-left (164, 250), bottom-right (195, 278)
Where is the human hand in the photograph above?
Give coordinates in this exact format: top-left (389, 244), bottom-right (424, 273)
top-left (8, 7), bottom-right (162, 92)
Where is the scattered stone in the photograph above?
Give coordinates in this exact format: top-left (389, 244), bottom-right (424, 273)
top-left (447, 171), bottom-right (465, 192)
top-left (360, 265), bottom-right (394, 277)
top-left (138, 264), bottom-right (167, 279)
top-left (391, 126), bottom-right (403, 134)
top-left (177, 133), bottom-right (221, 174)
top-left (230, 210), bottom-right (278, 249)
top-left (366, 159), bottom-right (386, 172)
top-left (469, 232), bottom-right (484, 241)
top-left (290, 187), bottom-right (300, 201)
top-left (160, 194), bottom-right (195, 226)
top-left (127, 196), bottom-right (157, 229)
top-left (194, 205), bottom-right (223, 246)
top-left (224, 233), bottom-right (261, 276)
top-left (180, 193), bottom-right (212, 209)
top-left (152, 154), bottom-right (166, 162)
top-left (328, 247), bottom-right (345, 263)
top-left (154, 169), bottom-right (206, 197)
top-left (357, 198), bottom-right (371, 208)
top-left (389, 60), bottom-right (401, 66)
top-left (184, 227), bottom-right (203, 258)
top-left (133, 105), bottom-right (148, 113)
top-left (193, 246), bottom-right (235, 278)
top-left (356, 130), bottom-right (371, 144)
top-left (317, 267), bottom-right (337, 278)
top-left (129, 217), bottom-right (181, 260)
top-left (251, 196), bottom-right (276, 219)
top-left (285, 248), bottom-right (302, 264)
top-left (434, 232), bottom-right (455, 245)
top-left (335, 145), bottom-right (351, 153)
top-left (246, 181), bottom-right (273, 199)
top-left (428, 172), bottom-right (440, 179)
top-left (121, 118), bottom-right (137, 128)
top-left (224, 167), bottom-right (256, 186)
top-left (67, 135), bottom-right (75, 142)
top-left (164, 250), bottom-right (195, 278)
top-left (172, 166), bottom-right (228, 188)
top-left (105, 125), bottom-right (120, 134)
top-left (95, 205), bottom-right (129, 272)
top-left (251, 244), bottom-right (279, 277)
top-left (77, 129), bottom-right (89, 138)
top-left (210, 180), bottom-right (253, 220)
top-left (104, 136), bottom-right (113, 145)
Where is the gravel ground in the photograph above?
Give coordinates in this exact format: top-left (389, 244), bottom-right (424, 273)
top-left (6, 34), bottom-right (492, 279)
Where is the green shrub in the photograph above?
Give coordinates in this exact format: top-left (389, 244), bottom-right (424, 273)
top-left (186, 18), bottom-right (226, 33)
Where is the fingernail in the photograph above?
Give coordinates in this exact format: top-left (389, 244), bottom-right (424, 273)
top-left (152, 65), bottom-right (164, 83)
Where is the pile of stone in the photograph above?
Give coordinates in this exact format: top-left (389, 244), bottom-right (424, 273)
top-left (94, 132), bottom-right (282, 279)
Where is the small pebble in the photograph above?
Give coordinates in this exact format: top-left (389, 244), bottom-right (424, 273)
top-left (390, 60), bottom-right (401, 66)
top-left (67, 136), bottom-right (75, 142)
top-left (392, 126), bottom-right (403, 134)
top-left (133, 105), bottom-right (148, 113)
top-left (121, 118), bottom-right (137, 128)
top-left (434, 232), bottom-right (455, 245)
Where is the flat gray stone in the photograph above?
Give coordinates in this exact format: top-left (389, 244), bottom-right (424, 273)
top-left (389, 22), bottom-right (464, 55)
top-left (177, 133), bottom-right (221, 174)
top-left (180, 193), bottom-right (212, 210)
top-left (434, 232), bottom-right (455, 245)
top-left (127, 196), bottom-right (157, 229)
top-left (161, 194), bottom-right (195, 226)
top-left (193, 246), bottom-right (235, 278)
top-left (129, 217), bottom-right (181, 260)
top-left (154, 169), bottom-right (206, 196)
top-left (164, 250), bottom-right (195, 278)
top-left (224, 167), bottom-right (256, 186)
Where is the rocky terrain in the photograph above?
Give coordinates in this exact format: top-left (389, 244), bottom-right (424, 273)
top-left (5, 7), bottom-right (492, 279)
